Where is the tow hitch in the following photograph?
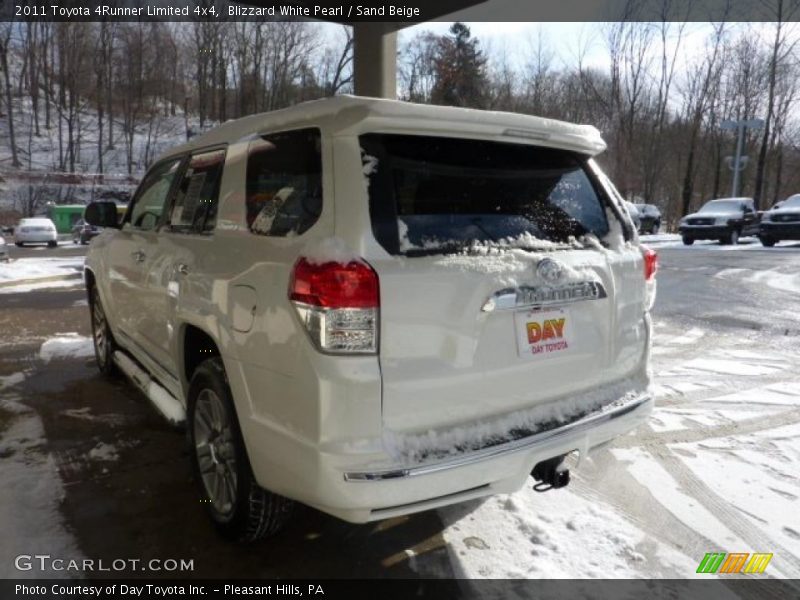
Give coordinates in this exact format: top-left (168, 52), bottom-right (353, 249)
top-left (531, 454), bottom-right (573, 492)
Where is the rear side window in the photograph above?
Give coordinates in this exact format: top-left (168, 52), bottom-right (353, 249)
top-left (128, 158), bottom-right (182, 231)
top-left (169, 148), bottom-right (227, 234)
top-left (360, 134), bottom-right (610, 255)
top-left (246, 128), bottom-right (322, 237)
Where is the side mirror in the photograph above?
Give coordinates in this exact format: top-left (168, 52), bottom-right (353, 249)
top-left (85, 202), bottom-right (120, 229)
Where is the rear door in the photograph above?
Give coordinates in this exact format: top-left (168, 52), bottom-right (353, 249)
top-left (358, 134), bottom-right (647, 435)
top-left (138, 147), bottom-right (228, 378)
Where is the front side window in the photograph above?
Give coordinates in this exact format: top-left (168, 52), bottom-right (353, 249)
top-left (128, 159), bottom-right (182, 231)
top-left (784, 195), bottom-right (800, 208)
top-left (246, 128), bottom-right (322, 237)
top-left (360, 134), bottom-right (610, 256)
top-left (169, 148), bottom-right (227, 234)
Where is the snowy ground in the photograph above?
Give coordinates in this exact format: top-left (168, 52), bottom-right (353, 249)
top-left (0, 241), bottom-right (798, 582)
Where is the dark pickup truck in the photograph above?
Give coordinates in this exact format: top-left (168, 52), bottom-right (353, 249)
top-left (679, 198), bottom-right (760, 245)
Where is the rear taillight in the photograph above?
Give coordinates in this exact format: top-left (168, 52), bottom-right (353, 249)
top-left (642, 246), bottom-right (658, 281)
top-left (289, 257), bottom-right (379, 354)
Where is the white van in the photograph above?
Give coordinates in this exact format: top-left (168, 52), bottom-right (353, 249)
top-left (84, 96), bottom-right (656, 541)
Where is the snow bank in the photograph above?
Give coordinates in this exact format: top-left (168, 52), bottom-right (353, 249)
top-left (88, 442), bottom-right (119, 462)
top-left (0, 257), bottom-right (84, 283)
top-left (301, 237), bottom-right (360, 266)
top-left (0, 278), bottom-right (84, 295)
top-left (640, 233), bottom-right (682, 245)
top-left (0, 372), bottom-right (25, 390)
top-left (440, 485), bottom-right (696, 579)
top-left (39, 334), bottom-right (94, 363)
top-left (716, 267), bottom-right (800, 295)
top-left (384, 375), bottom-right (649, 463)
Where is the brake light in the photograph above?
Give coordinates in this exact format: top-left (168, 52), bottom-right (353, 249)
top-left (289, 258), bottom-right (379, 354)
top-left (642, 246), bottom-right (657, 281)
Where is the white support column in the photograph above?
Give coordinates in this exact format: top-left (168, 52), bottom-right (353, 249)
top-left (352, 24), bottom-right (397, 99)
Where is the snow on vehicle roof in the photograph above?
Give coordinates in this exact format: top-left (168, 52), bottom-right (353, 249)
top-left (706, 197), bottom-right (752, 203)
top-left (20, 218), bottom-right (54, 224)
top-left (160, 95), bottom-right (606, 162)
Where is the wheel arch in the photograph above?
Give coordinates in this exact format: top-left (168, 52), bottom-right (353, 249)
top-left (179, 322), bottom-right (223, 392)
top-left (84, 267), bottom-right (97, 304)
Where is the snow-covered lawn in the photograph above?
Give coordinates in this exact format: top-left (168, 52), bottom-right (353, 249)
top-left (39, 333), bottom-right (94, 363)
top-left (0, 255), bottom-right (84, 294)
top-left (0, 256), bottom-right (83, 283)
top-left (0, 256), bottom-right (85, 294)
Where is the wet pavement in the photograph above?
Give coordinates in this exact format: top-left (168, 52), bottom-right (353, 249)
top-left (0, 281), bottom-right (455, 579)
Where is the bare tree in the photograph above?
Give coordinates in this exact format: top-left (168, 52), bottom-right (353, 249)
top-left (0, 23), bottom-right (21, 167)
top-left (752, 0), bottom-right (800, 208)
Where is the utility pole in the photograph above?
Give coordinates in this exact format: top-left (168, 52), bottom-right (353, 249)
top-left (721, 118), bottom-right (764, 197)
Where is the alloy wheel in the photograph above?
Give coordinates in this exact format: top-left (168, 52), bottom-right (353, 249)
top-left (193, 389), bottom-right (238, 519)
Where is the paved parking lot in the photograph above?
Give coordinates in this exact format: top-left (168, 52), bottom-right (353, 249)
top-left (1, 237), bottom-right (799, 581)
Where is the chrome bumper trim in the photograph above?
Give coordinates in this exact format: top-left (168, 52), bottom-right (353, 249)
top-left (344, 391), bottom-right (651, 482)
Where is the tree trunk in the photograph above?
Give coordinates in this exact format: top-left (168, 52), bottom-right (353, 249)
top-left (0, 36), bottom-right (21, 167)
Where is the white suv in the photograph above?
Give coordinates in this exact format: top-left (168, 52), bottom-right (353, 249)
top-left (84, 96), bottom-right (656, 541)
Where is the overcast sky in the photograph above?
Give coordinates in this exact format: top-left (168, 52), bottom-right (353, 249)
top-left (400, 22), bottom-right (733, 72)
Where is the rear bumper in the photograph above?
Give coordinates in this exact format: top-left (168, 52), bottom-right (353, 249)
top-left (345, 390), bottom-right (651, 483)
top-left (15, 233), bottom-right (57, 243)
top-left (760, 222), bottom-right (800, 239)
top-left (240, 379), bottom-right (653, 523)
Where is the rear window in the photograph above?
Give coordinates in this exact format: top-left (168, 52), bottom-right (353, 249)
top-left (246, 128), bottom-right (322, 237)
top-left (360, 134), bottom-right (610, 256)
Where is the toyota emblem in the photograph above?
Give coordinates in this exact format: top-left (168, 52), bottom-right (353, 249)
top-left (536, 258), bottom-right (564, 284)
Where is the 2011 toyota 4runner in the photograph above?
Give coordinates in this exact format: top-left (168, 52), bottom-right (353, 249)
top-left (84, 96), bottom-right (656, 541)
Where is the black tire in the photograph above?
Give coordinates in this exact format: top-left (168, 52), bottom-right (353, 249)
top-left (90, 286), bottom-right (117, 376)
top-left (80, 235), bottom-right (88, 245)
top-left (15, 242), bottom-right (23, 247)
top-left (188, 357), bottom-right (293, 542)
top-left (760, 236), bottom-right (777, 247)
top-left (47, 240), bottom-right (57, 248)
top-left (682, 236), bottom-right (694, 246)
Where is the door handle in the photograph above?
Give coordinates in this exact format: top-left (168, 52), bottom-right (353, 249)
top-left (175, 263), bottom-right (190, 276)
top-left (131, 250), bottom-right (146, 263)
